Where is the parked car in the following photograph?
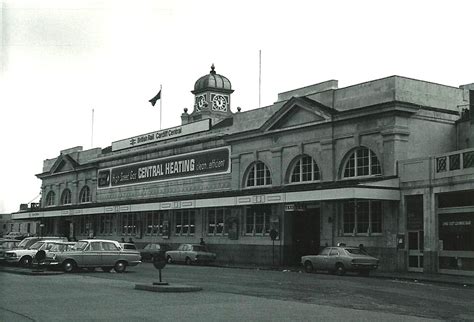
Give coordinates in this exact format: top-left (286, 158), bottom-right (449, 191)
top-left (165, 244), bottom-right (216, 265)
top-left (16, 236), bottom-right (68, 250)
top-left (140, 243), bottom-right (171, 262)
top-left (301, 246), bottom-right (379, 276)
top-left (0, 239), bottom-right (22, 263)
top-left (3, 240), bottom-right (70, 267)
top-left (49, 239), bottom-right (141, 273)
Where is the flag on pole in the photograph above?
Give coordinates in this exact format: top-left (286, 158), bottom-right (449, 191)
top-left (149, 90), bottom-right (161, 106)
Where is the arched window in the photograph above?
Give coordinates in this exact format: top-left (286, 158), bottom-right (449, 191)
top-left (61, 189), bottom-right (72, 205)
top-left (46, 191), bottom-right (55, 207)
top-left (343, 147), bottom-right (381, 178)
top-left (79, 186), bottom-right (91, 203)
top-left (290, 155), bottom-right (320, 183)
top-left (245, 161), bottom-right (272, 187)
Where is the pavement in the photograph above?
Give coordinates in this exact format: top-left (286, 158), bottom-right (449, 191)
top-left (1, 263), bottom-right (473, 288)
top-left (217, 264), bottom-right (474, 288)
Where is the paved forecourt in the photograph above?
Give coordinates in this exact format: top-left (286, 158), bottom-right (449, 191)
top-left (0, 272), bottom-right (437, 322)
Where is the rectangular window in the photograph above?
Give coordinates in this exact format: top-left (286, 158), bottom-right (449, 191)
top-left (370, 201), bottom-right (382, 233)
top-left (145, 211), bottom-right (164, 236)
top-left (207, 208), bottom-right (230, 236)
top-left (245, 205), bottom-right (271, 236)
top-left (146, 212), bottom-right (153, 235)
top-left (343, 200), bottom-right (383, 235)
top-left (175, 210), bottom-right (195, 236)
top-left (356, 202), bottom-right (370, 233)
top-left (120, 213), bottom-right (137, 236)
top-left (343, 201), bottom-right (355, 234)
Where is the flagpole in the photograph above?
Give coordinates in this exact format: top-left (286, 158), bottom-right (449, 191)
top-left (259, 50), bottom-right (262, 108)
top-left (91, 108), bottom-right (94, 148)
top-left (160, 84), bottom-right (162, 130)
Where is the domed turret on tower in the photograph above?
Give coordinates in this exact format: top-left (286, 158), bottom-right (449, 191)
top-left (192, 64), bottom-right (233, 94)
top-left (183, 64), bottom-right (235, 126)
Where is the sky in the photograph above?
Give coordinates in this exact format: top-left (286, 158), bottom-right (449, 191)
top-left (0, 0), bottom-right (473, 213)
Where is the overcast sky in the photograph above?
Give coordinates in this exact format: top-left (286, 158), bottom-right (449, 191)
top-left (0, 0), bottom-right (473, 213)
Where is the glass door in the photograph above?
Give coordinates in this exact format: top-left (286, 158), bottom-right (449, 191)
top-left (408, 230), bottom-right (424, 272)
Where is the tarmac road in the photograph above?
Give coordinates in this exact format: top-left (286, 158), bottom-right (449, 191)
top-left (0, 271), bottom-right (438, 322)
top-left (2, 262), bottom-right (474, 321)
top-left (90, 263), bottom-right (474, 320)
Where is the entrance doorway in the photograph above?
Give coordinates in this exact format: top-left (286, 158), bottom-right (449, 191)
top-left (408, 230), bottom-right (424, 272)
top-left (59, 219), bottom-right (73, 240)
top-left (292, 208), bottom-right (320, 265)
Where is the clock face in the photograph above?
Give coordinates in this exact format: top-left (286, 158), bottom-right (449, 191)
top-left (195, 94), bottom-right (207, 111)
top-left (212, 94), bottom-right (228, 111)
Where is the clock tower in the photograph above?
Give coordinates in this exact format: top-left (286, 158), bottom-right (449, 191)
top-left (184, 64), bottom-right (234, 125)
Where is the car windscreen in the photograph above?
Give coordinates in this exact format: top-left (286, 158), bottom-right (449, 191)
top-left (18, 239), bottom-right (32, 248)
top-left (29, 242), bottom-right (45, 250)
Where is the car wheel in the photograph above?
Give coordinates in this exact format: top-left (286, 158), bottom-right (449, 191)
top-left (63, 260), bottom-right (76, 273)
top-left (185, 257), bottom-right (192, 265)
top-left (101, 267), bottom-right (112, 272)
top-left (304, 261), bottom-right (313, 273)
top-left (20, 256), bottom-right (32, 267)
top-left (335, 263), bottom-right (346, 276)
top-left (167, 256), bottom-right (173, 264)
top-left (114, 261), bottom-right (127, 273)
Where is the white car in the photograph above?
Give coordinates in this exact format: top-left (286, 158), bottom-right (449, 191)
top-left (50, 239), bottom-right (141, 273)
top-left (4, 240), bottom-right (70, 267)
top-left (165, 244), bottom-right (216, 265)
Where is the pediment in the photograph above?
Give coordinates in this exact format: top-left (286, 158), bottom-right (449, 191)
top-left (50, 154), bottom-right (79, 174)
top-left (261, 96), bottom-right (336, 132)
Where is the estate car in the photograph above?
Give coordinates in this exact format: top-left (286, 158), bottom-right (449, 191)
top-left (50, 239), bottom-right (141, 273)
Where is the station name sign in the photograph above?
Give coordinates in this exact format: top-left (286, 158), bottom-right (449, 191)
top-left (111, 119), bottom-right (210, 151)
top-left (98, 147), bottom-right (230, 188)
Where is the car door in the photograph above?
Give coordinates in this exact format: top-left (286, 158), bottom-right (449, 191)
top-left (82, 241), bottom-right (102, 267)
top-left (101, 241), bottom-right (120, 266)
top-left (176, 244), bottom-right (187, 262)
top-left (327, 248), bottom-right (340, 270)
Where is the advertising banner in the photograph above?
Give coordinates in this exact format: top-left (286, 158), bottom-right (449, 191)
top-left (98, 147), bottom-right (230, 188)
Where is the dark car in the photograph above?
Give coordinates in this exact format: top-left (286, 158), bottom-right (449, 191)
top-left (301, 246), bottom-right (379, 276)
top-left (140, 243), bottom-right (171, 262)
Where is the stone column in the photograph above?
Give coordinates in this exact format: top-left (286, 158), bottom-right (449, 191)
top-left (423, 187), bottom-right (438, 273)
top-left (321, 139), bottom-right (335, 181)
top-left (271, 147), bottom-right (282, 186)
top-left (231, 154), bottom-right (241, 190)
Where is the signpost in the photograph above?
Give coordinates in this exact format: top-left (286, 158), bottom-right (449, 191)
top-left (152, 253), bottom-right (168, 285)
top-left (270, 229), bottom-right (278, 266)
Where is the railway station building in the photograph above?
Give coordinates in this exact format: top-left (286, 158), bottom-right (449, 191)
top-left (12, 66), bottom-right (474, 274)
